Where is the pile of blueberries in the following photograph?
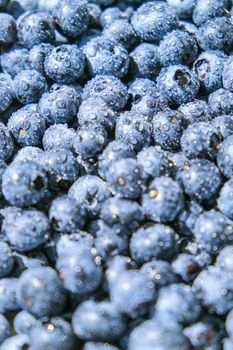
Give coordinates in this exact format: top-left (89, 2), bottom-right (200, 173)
top-left (2, 0), bottom-right (233, 349)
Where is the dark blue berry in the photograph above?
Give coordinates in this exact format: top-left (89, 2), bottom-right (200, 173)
top-left (0, 13), bottom-right (16, 46)
top-left (28, 43), bottom-right (54, 74)
top-left (217, 135), bottom-right (233, 178)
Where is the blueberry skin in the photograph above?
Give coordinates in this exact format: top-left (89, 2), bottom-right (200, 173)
top-left (106, 158), bottom-right (144, 199)
top-left (115, 111), bottom-right (153, 152)
top-left (17, 11), bottom-right (55, 49)
top-left (28, 43), bottom-right (54, 74)
top-left (131, 2), bottom-right (178, 42)
top-left (72, 300), bottom-right (127, 341)
top-left (0, 74), bottom-right (14, 113)
top-left (212, 115), bottom-right (233, 140)
top-left (68, 175), bottom-right (110, 218)
top-left (218, 180), bottom-right (233, 219)
top-left (44, 44), bottom-right (85, 83)
top-left (172, 253), bottom-right (200, 283)
top-left (2, 160), bottom-right (48, 207)
top-left (49, 195), bottom-right (86, 233)
top-left (42, 148), bottom-right (80, 190)
top-left (217, 135), bottom-right (233, 178)
top-left (197, 17), bottom-right (233, 52)
top-left (0, 0), bottom-right (9, 7)
top-left (0, 241), bottom-right (14, 278)
top-left (43, 124), bottom-right (76, 151)
top-left (0, 13), bottom-right (16, 45)
top-left (56, 235), bottom-right (103, 295)
top-left (0, 278), bottom-right (19, 314)
top-left (158, 29), bottom-right (198, 67)
top-left (177, 199), bottom-right (204, 236)
top-left (0, 334), bottom-right (29, 350)
top-left (181, 121), bottom-right (221, 159)
top-left (13, 69), bottom-right (48, 104)
top-left (222, 56), bottom-right (233, 92)
top-left (156, 65), bottom-right (200, 107)
top-left (178, 99), bottom-right (213, 124)
top-left (16, 267), bottom-right (67, 317)
top-left (128, 77), bottom-right (157, 100)
top-left (193, 266), bottom-right (233, 315)
top-left (13, 146), bottom-right (44, 163)
top-left (38, 85), bottom-right (82, 125)
top-left (153, 110), bottom-right (187, 151)
top-left (154, 284), bottom-right (202, 325)
top-left (53, 0), bottom-right (89, 38)
top-left (130, 223), bottom-right (178, 264)
top-left (82, 75), bottom-right (129, 111)
top-left (83, 37), bottom-right (129, 78)
top-left (98, 141), bottom-right (135, 180)
top-left (167, 0), bottom-right (196, 19)
top-left (8, 104), bottom-right (46, 147)
top-left (177, 159), bottom-right (222, 202)
top-left (100, 7), bottom-right (127, 27)
top-left (100, 197), bottom-right (144, 231)
top-left (193, 0), bottom-right (229, 26)
top-left (141, 260), bottom-right (178, 290)
top-left (129, 319), bottom-right (190, 350)
top-left (87, 3), bottom-right (101, 28)
top-left (142, 176), bottom-right (184, 223)
top-left (0, 123), bottom-right (14, 161)
top-left (223, 338), bottom-right (233, 350)
top-left (130, 43), bottom-right (159, 79)
top-left (77, 97), bottom-right (118, 131)
top-left (209, 88), bottom-right (233, 116)
top-left (193, 50), bottom-right (228, 93)
top-left (194, 209), bottom-right (233, 254)
top-left (216, 246), bottom-right (233, 273)
top-left (29, 317), bottom-right (77, 350)
top-left (73, 124), bottom-right (109, 160)
top-left (103, 19), bottom-right (137, 49)
top-left (226, 309), bottom-right (233, 337)
top-left (2, 208), bottom-right (50, 251)
top-left (0, 314), bottom-right (10, 344)
top-left (109, 270), bottom-right (156, 318)
top-left (13, 311), bottom-right (38, 336)
top-left (95, 222), bottom-right (129, 260)
top-left (137, 146), bottom-right (170, 179)
top-left (0, 47), bottom-right (30, 77)
top-left (83, 343), bottom-right (120, 350)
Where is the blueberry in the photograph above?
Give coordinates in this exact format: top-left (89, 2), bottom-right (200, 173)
top-left (82, 75), bottom-right (129, 111)
top-left (8, 104), bottom-right (46, 147)
top-left (209, 88), bottom-right (233, 116)
top-left (194, 209), bottom-right (233, 254)
top-left (141, 260), bottom-right (178, 290)
top-left (130, 43), bottom-right (159, 79)
top-left (216, 246), bottom-right (233, 272)
top-left (49, 195), bottom-right (86, 233)
top-left (100, 197), bottom-right (144, 231)
top-left (131, 2), bottom-right (178, 42)
top-left (72, 300), bottom-right (127, 341)
top-left (0, 122), bottom-right (14, 161)
top-left (172, 253), bottom-right (200, 282)
top-left (42, 124), bottom-right (76, 151)
top-left (0, 278), bottom-right (19, 314)
top-left (13, 311), bottom-right (38, 335)
top-left (103, 19), bottom-right (137, 49)
top-left (218, 180), bottom-right (233, 219)
top-left (42, 148), bottom-right (79, 190)
top-left (83, 37), bottom-right (129, 78)
top-left (68, 175), bottom-right (110, 218)
top-left (28, 43), bottom-right (54, 74)
top-left (13, 69), bottom-right (48, 104)
top-left (2, 160), bottom-right (47, 207)
top-left (197, 17), bottom-right (233, 52)
top-left (153, 109), bottom-right (187, 151)
top-left (177, 199), bottom-right (204, 236)
top-left (137, 146), bottom-right (170, 179)
top-left (142, 176), bottom-right (184, 223)
top-left (0, 47), bottom-right (30, 77)
top-left (17, 266), bottom-right (67, 317)
top-left (17, 11), bottom-right (55, 48)
top-left (193, 266), bottom-right (233, 315)
top-left (98, 140), bottom-right (135, 180)
top-left (166, 0), bottom-right (196, 19)
top-left (116, 111), bottom-right (152, 151)
top-left (217, 135), bottom-right (233, 178)
top-left (83, 343), bottom-right (120, 350)
top-left (56, 234), bottom-right (103, 295)
top-left (156, 65), bottom-right (200, 107)
top-left (44, 44), bottom-right (85, 83)
top-left (178, 99), bottom-right (213, 124)
top-left (193, 50), bottom-right (227, 93)
top-left (130, 223), bottom-right (178, 264)
top-left (0, 74), bottom-right (14, 113)
top-left (0, 334), bottom-right (29, 350)
top-left (100, 7), bottom-right (127, 27)
top-left (87, 3), bottom-right (101, 28)
top-left (181, 121), bottom-right (221, 159)
top-left (158, 29), bottom-right (198, 67)
top-left (212, 115), bottom-right (233, 140)
top-left (0, 241), bottom-right (14, 278)
top-left (193, 0), bottom-right (230, 26)
top-left (38, 84), bottom-right (82, 125)
top-left (53, 0), bottom-right (89, 38)
top-left (106, 158), bottom-right (144, 199)
top-left (226, 309), bottom-right (233, 337)
top-left (223, 338), bottom-right (233, 350)
top-left (29, 317), bottom-right (77, 350)
top-left (77, 97), bottom-right (118, 131)
top-left (0, 13), bottom-right (16, 46)
top-left (0, 314), bottom-right (11, 345)
top-left (13, 146), bottom-right (44, 163)
top-left (177, 159), bottom-right (222, 202)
